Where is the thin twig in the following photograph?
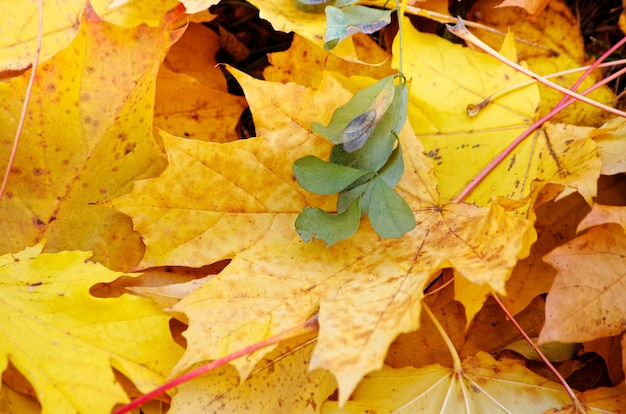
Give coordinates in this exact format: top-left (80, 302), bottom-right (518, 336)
top-left (447, 18), bottom-right (626, 118)
top-left (453, 63), bottom-right (626, 203)
top-left (491, 294), bottom-right (586, 412)
top-left (404, 5), bottom-right (557, 54)
top-left (468, 58), bottom-right (626, 116)
top-left (0, 0), bottom-right (44, 200)
top-left (113, 315), bottom-right (319, 414)
top-left (422, 303), bottom-right (462, 372)
top-left (453, 26), bottom-right (626, 203)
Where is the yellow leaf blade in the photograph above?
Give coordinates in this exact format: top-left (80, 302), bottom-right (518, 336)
top-left (0, 0), bottom-right (82, 72)
top-left (0, 6), bottom-right (176, 269)
top-left (170, 335), bottom-right (337, 413)
top-left (0, 245), bottom-right (183, 414)
top-left (117, 68), bottom-right (534, 403)
top-left (396, 19), bottom-right (601, 207)
top-left (540, 205), bottom-right (626, 343)
top-left (325, 352), bottom-right (574, 412)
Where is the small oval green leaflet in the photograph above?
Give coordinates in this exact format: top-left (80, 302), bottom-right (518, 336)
top-left (312, 75), bottom-right (397, 153)
top-left (368, 177), bottom-right (415, 238)
top-left (293, 156), bottom-right (370, 195)
top-left (292, 2), bottom-right (411, 246)
top-left (341, 79), bottom-right (395, 152)
top-left (295, 198), bottom-right (361, 246)
top-left (323, 5), bottom-right (393, 50)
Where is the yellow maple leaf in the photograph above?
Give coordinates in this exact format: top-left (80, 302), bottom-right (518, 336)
top-left (114, 67), bottom-right (534, 403)
top-left (0, 244), bottom-right (183, 414)
top-left (0, 6), bottom-right (179, 270)
top-left (264, 33), bottom-right (395, 87)
top-left (577, 382), bottom-right (626, 413)
top-left (169, 334), bottom-right (337, 413)
top-left (112, 69), bottom-right (346, 269)
top-left (0, 0), bottom-right (83, 72)
top-left (91, 0), bottom-right (180, 27)
top-left (397, 18), bottom-right (601, 207)
top-left (590, 117), bottom-right (626, 175)
top-left (323, 352), bottom-right (575, 412)
top-left (154, 24), bottom-right (248, 142)
top-left (0, 0), bottom-right (181, 75)
top-left (540, 204), bottom-right (626, 344)
top-left (470, 0), bottom-right (615, 126)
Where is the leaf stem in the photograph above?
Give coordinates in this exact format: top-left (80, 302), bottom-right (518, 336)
top-left (422, 303), bottom-right (462, 372)
top-left (395, 0), bottom-right (403, 75)
top-left (556, 34), bottom-right (626, 106)
top-left (113, 315), bottom-right (319, 414)
top-left (405, 5), bottom-right (558, 54)
top-left (468, 58), bottom-right (626, 116)
top-left (447, 18), bottom-right (626, 118)
top-left (491, 294), bottom-right (585, 412)
top-left (0, 0), bottom-right (43, 200)
top-left (453, 34), bottom-right (626, 203)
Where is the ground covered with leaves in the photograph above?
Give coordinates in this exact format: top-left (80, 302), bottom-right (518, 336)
top-left (1, 0), bottom-right (626, 413)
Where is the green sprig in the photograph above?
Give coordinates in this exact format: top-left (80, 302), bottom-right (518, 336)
top-left (293, 2), bottom-right (414, 245)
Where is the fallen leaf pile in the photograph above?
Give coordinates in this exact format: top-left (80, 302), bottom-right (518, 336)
top-left (1, 0), bottom-right (625, 412)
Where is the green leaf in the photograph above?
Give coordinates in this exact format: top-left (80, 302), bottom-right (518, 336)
top-left (293, 156), bottom-right (368, 195)
top-left (342, 5), bottom-right (393, 33)
top-left (324, 5), bottom-right (393, 50)
top-left (293, 0), bottom-right (334, 13)
top-left (341, 110), bottom-right (378, 152)
top-left (337, 180), bottom-right (370, 215)
top-left (295, 198), bottom-right (361, 246)
top-left (323, 6), bottom-right (349, 50)
top-left (369, 177), bottom-right (416, 238)
top-left (379, 145), bottom-right (404, 188)
top-left (337, 146), bottom-right (404, 215)
top-left (312, 75), bottom-right (395, 146)
top-left (330, 78), bottom-right (408, 172)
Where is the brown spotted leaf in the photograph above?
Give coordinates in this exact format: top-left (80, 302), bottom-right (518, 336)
top-left (114, 68), bottom-right (534, 403)
top-left (0, 5), bottom-right (183, 270)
